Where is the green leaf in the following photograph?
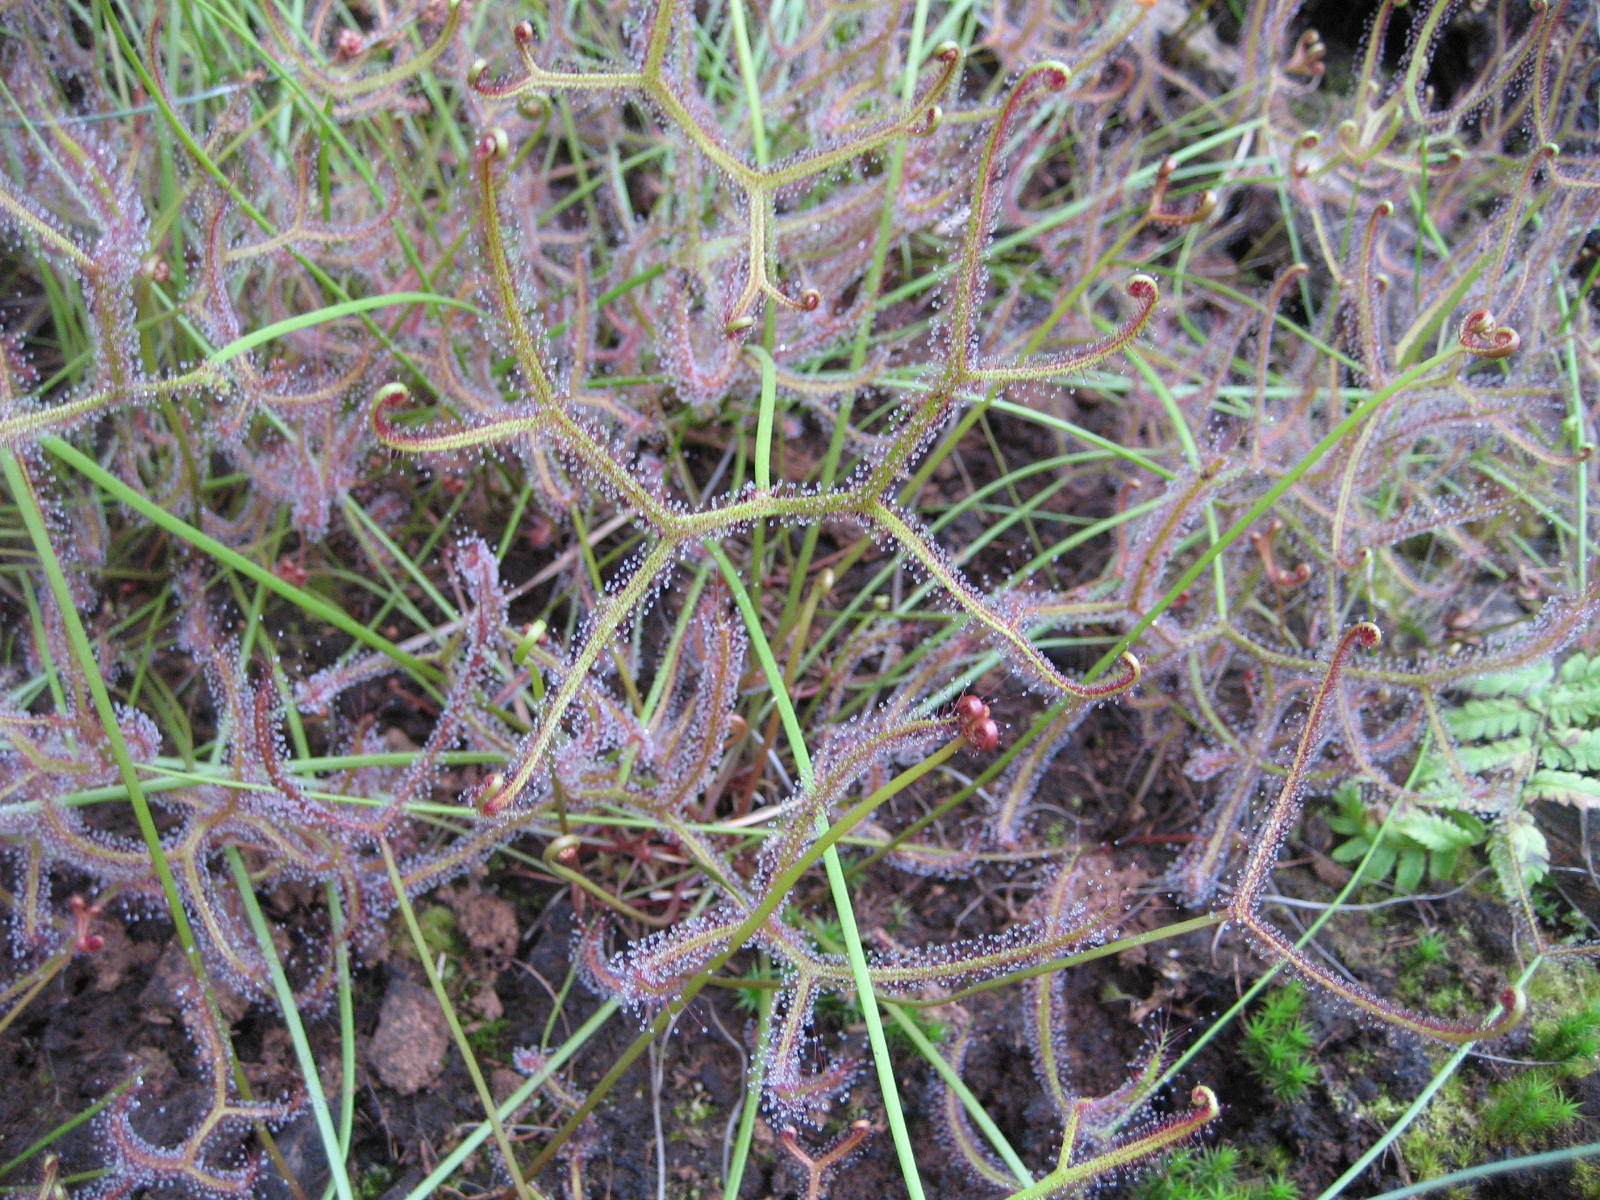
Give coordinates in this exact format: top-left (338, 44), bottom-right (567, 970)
top-left (1394, 846), bottom-right (1425, 894)
top-left (1453, 736), bottom-right (1535, 777)
top-left (1460, 660), bottom-right (1554, 700)
top-left (1365, 843), bottom-right (1397, 883)
top-left (1547, 654), bottom-right (1600, 727)
top-left (1397, 810), bottom-right (1481, 852)
top-left (1432, 847), bottom-right (1460, 880)
top-left (1526, 768), bottom-right (1600, 809)
top-left (1542, 727), bottom-right (1600, 772)
top-left (1558, 654), bottom-right (1600, 684)
top-left (1326, 812), bottom-right (1364, 836)
top-left (1330, 837), bottom-right (1373, 863)
top-left (1495, 811), bottom-right (1551, 889)
top-left (1447, 696), bottom-right (1540, 741)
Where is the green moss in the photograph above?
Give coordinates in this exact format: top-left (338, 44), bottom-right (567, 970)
top-left (1409, 930), bottom-right (1448, 967)
top-left (1370, 967), bottom-right (1595, 1188)
top-left (357, 1163), bottom-right (400, 1200)
top-left (1526, 960), bottom-right (1600, 1071)
top-left (671, 1079), bottom-right (716, 1126)
top-left (468, 1016), bottom-right (509, 1060)
top-left (1241, 981), bottom-right (1317, 1102)
top-left (409, 903), bottom-right (462, 961)
top-left (1570, 1158), bottom-right (1600, 1200)
top-left (1483, 1072), bottom-right (1582, 1145)
top-left (1391, 1070), bottom-right (1476, 1179)
top-left (1530, 1001), bottom-right (1600, 1074)
top-left (1132, 1147), bottom-right (1300, 1200)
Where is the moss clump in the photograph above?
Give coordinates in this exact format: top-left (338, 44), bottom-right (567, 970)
top-left (1241, 982), bottom-right (1317, 1102)
top-left (1483, 1072), bottom-right (1583, 1146)
top-left (1132, 1147), bottom-right (1298, 1200)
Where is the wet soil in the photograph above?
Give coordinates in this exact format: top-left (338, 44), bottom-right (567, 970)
top-left (6, 728), bottom-right (1597, 1200)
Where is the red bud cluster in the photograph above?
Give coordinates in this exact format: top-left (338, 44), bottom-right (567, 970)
top-left (954, 694), bottom-right (1000, 753)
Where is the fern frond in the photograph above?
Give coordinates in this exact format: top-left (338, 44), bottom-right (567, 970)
top-left (1489, 810), bottom-right (1551, 891)
top-left (1526, 769), bottom-right (1600, 809)
top-left (1447, 696), bottom-right (1542, 741)
top-left (1454, 738), bottom-right (1537, 779)
top-left (1460, 660), bottom-right (1555, 700)
top-left (1543, 727), bottom-right (1600, 772)
top-left (1399, 809), bottom-right (1483, 853)
top-left (1546, 655), bottom-right (1600, 727)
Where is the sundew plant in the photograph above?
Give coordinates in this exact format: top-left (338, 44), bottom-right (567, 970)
top-left (0, 0), bottom-right (1597, 1197)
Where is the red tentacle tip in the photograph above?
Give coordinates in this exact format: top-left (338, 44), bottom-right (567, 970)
top-left (932, 41), bottom-right (962, 65)
top-left (797, 287), bottom-right (822, 312)
top-left (513, 20), bottom-right (536, 46)
top-left (1276, 562), bottom-right (1312, 589)
top-left (371, 383), bottom-right (411, 438)
top-left (1490, 985), bottom-right (1528, 1033)
top-left (1459, 309), bottom-right (1521, 359)
top-left (478, 772), bottom-right (512, 817)
top-left (1348, 621), bottom-right (1381, 650)
top-left (1037, 63), bottom-right (1071, 91)
top-left (1126, 274), bottom-right (1159, 305)
top-left (1105, 650), bottom-right (1142, 694)
top-left (1068, 651), bottom-right (1142, 700)
top-left (476, 128), bottom-right (510, 162)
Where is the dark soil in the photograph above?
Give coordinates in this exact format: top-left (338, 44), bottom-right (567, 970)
top-left (7, 722), bottom-right (1598, 1200)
